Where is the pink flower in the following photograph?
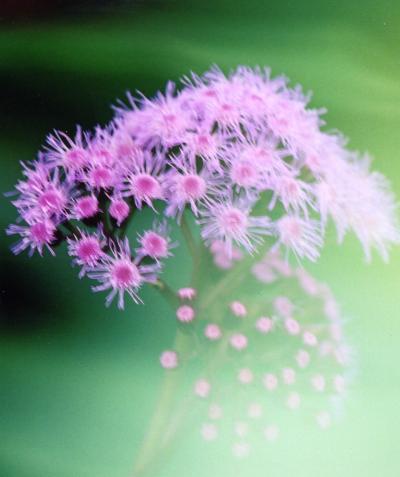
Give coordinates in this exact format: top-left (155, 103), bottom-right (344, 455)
top-left (45, 127), bottom-right (89, 173)
top-left (255, 316), bottom-right (273, 334)
top-left (263, 373), bottom-right (278, 391)
top-left (264, 425), bottom-right (279, 442)
top-left (296, 349), bottom-right (310, 368)
top-left (285, 317), bottom-right (301, 335)
top-left (276, 215), bottom-right (323, 261)
top-left (230, 301), bottom-right (247, 317)
top-left (109, 197), bottom-right (130, 226)
top-left (204, 323), bottom-right (222, 341)
top-left (282, 367), bottom-right (296, 385)
top-left (176, 305), bottom-right (195, 323)
top-left (160, 350), bottom-right (178, 369)
top-left (287, 392), bottom-right (301, 410)
top-left (238, 368), bottom-right (253, 384)
top-left (72, 195), bottom-right (99, 220)
top-left (67, 230), bottom-right (105, 277)
top-left (7, 219), bottom-right (57, 256)
top-left (229, 333), bottom-right (248, 351)
top-left (274, 296), bottom-right (294, 318)
top-left (178, 287), bottom-right (197, 300)
top-left (200, 197), bottom-right (271, 256)
top-left (311, 374), bottom-right (326, 392)
top-left (137, 221), bottom-right (175, 261)
top-left (201, 423), bottom-right (218, 441)
top-left (88, 238), bottom-right (159, 309)
top-left (194, 379), bottom-right (211, 398)
top-left (303, 331), bottom-right (318, 347)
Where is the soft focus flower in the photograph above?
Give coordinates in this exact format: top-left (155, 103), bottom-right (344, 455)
top-left (6, 65), bottom-right (399, 309)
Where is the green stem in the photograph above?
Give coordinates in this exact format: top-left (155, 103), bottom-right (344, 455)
top-left (131, 331), bottom-right (189, 477)
top-left (180, 212), bottom-right (197, 264)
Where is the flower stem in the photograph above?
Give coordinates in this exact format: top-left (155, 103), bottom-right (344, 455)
top-left (180, 212), bottom-right (197, 264)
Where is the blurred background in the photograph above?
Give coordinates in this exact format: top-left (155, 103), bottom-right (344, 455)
top-left (1, 1), bottom-right (400, 476)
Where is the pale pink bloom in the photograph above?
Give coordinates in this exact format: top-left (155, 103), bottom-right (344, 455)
top-left (178, 287), bottom-right (197, 300)
top-left (229, 333), bottom-right (248, 351)
top-left (274, 296), bottom-right (294, 318)
top-left (45, 127), bottom-right (89, 173)
top-left (264, 425), bottom-right (279, 442)
top-left (204, 323), bottom-right (222, 341)
top-left (201, 423), bottom-right (218, 441)
top-left (160, 350), bottom-right (178, 369)
top-left (255, 316), bottom-right (273, 334)
top-left (269, 173), bottom-right (316, 215)
top-left (199, 197), bottom-right (271, 256)
top-left (88, 238), bottom-right (159, 309)
top-left (303, 331), bottom-right (318, 347)
top-left (334, 345), bottom-right (352, 366)
top-left (230, 301), bottom-right (247, 317)
top-left (296, 349), bottom-right (310, 368)
top-left (67, 230), bottom-right (105, 277)
top-left (263, 373), bottom-right (278, 391)
top-left (317, 158), bottom-right (400, 262)
top-left (248, 403), bottom-right (263, 419)
top-left (324, 298), bottom-right (340, 321)
top-left (109, 198), bottom-right (130, 226)
top-left (139, 82), bottom-right (191, 146)
top-left (165, 161), bottom-right (222, 219)
top-left (232, 442), bottom-right (250, 458)
top-left (282, 367), bottom-right (296, 385)
top-left (7, 219), bottom-right (57, 257)
top-left (194, 379), bottom-right (211, 398)
top-left (11, 165), bottom-right (70, 221)
top-left (183, 128), bottom-right (221, 165)
top-left (72, 195), bottom-right (99, 219)
top-left (208, 403), bottom-right (223, 420)
top-left (330, 323), bottom-right (343, 341)
top-left (311, 374), bottom-right (326, 392)
top-left (176, 305), bottom-right (195, 323)
top-left (296, 267), bottom-right (320, 296)
top-left (137, 223), bottom-right (174, 261)
top-left (238, 368), bottom-right (253, 384)
top-left (213, 253), bottom-right (234, 269)
top-left (123, 151), bottom-right (165, 209)
top-left (333, 375), bottom-right (346, 394)
top-left (251, 262), bottom-right (277, 283)
top-left (210, 240), bottom-right (243, 269)
top-left (287, 392), bottom-right (301, 410)
top-left (285, 317), bottom-right (301, 335)
top-left (276, 214), bottom-right (323, 261)
top-left (316, 411), bottom-right (332, 429)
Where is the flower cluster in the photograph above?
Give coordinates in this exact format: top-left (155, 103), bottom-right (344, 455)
top-left (6, 66), bottom-right (399, 308)
top-left (161, 251), bottom-right (353, 455)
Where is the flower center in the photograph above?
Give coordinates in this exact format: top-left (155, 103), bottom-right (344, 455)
top-left (91, 167), bottom-right (113, 188)
top-left (76, 238), bottom-right (102, 264)
top-left (142, 232), bottom-right (167, 257)
top-left (219, 207), bottom-right (247, 236)
top-left (65, 148), bottom-right (87, 169)
top-left (39, 189), bottom-right (64, 212)
top-left (111, 260), bottom-right (141, 289)
top-left (133, 174), bottom-right (161, 199)
top-left (30, 222), bottom-right (54, 245)
top-left (181, 174), bottom-right (206, 199)
top-left (75, 196), bottom-right (98, 218)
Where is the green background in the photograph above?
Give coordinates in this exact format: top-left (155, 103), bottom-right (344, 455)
top-left (1, 1), bottom-right (400, 476)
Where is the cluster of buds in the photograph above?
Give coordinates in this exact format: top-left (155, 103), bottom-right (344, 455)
top-left (161, 250), bottom-right (353, 456)
top-left (6, 66), bottom-right (399, 308)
